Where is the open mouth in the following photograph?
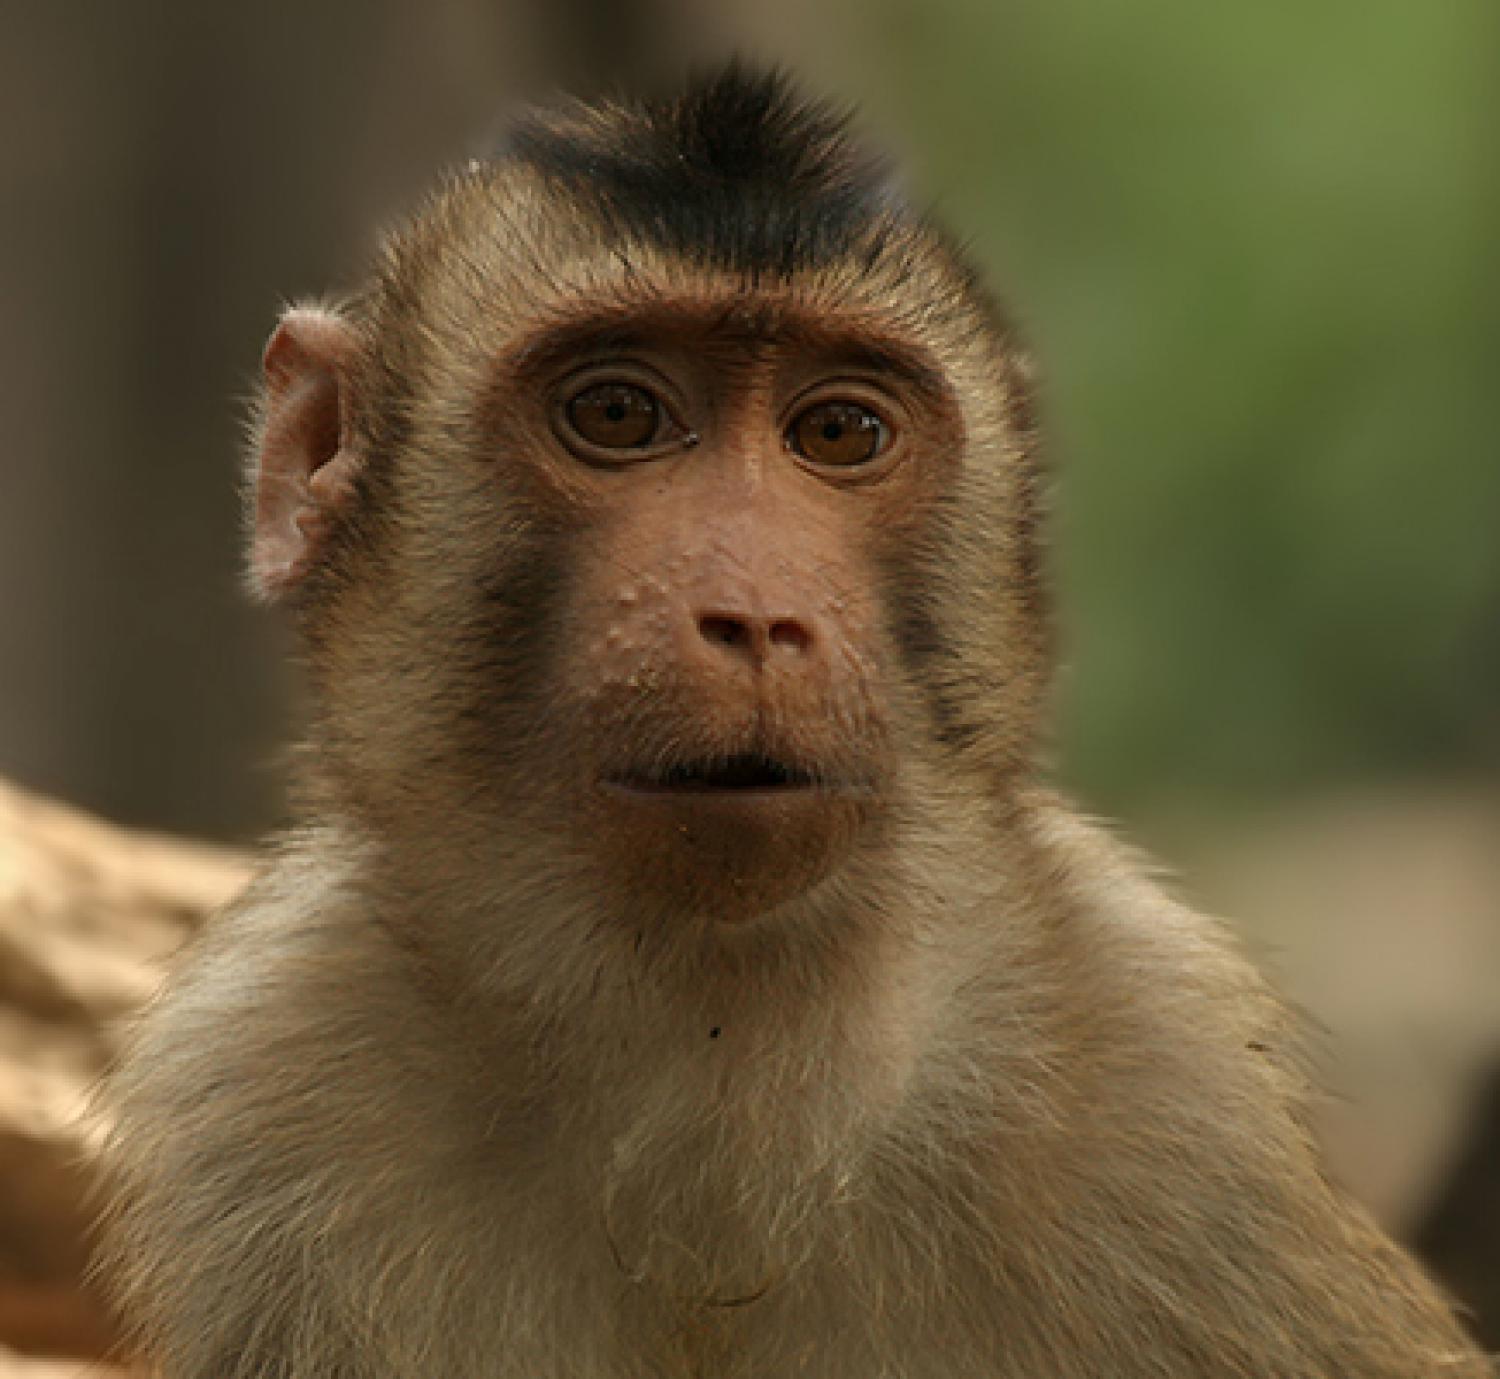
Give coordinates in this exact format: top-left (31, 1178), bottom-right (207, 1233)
top-left (613, 752), bottom-right (819, 794)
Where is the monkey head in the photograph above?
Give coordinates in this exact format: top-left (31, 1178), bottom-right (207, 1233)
top-left (247, 68), bottom-right (1045, 928)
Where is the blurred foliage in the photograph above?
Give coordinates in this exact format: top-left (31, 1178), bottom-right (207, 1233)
top-left (868, 0), bottom-right (1498, 808)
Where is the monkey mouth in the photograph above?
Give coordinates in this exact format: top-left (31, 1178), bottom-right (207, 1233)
top-left (609, 752), bottom-right (821, 795)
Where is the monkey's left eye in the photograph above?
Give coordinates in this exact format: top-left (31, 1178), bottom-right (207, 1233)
top-left (787, 401), bottom-right (888, 467)
top-left (564, 382), bottom-right (666, 452)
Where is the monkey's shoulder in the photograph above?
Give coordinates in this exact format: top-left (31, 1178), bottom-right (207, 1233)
top-left (904, 803), bottom-right (1491, 1376)
top-left (988, 797), bottom-right (1308, 1082)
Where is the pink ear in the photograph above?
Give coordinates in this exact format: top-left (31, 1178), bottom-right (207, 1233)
top-left (248, 307), bottom-right (362, 602)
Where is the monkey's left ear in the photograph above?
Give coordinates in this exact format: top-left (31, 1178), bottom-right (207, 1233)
top-left (247, 307), bottom-right (362, 603)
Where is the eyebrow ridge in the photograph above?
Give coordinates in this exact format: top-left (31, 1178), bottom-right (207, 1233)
top-left (503, 305), bottom-right (950, 400)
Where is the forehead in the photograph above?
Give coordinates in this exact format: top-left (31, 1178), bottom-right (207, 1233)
top-left (382, 164), bottom-right (994, 390)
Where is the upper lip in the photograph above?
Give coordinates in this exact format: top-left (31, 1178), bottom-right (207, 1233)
top-left (609, 751), bottom-right (821, 793)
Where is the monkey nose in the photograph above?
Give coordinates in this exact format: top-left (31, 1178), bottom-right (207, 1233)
top-left (696, 610), bottom-right (814, 664)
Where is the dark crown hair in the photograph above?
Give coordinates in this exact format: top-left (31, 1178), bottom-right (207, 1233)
top-left (504, 63), bottom-right (905, 275)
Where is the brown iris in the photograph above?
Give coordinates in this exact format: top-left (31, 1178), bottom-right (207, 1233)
top-left (788, 401), bottom-right (886, 467)
top-left (566, 382), bottom-right (661, 450)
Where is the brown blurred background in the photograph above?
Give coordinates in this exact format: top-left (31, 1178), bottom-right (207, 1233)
top-left (0, 0), bottom-right (1495, 1356)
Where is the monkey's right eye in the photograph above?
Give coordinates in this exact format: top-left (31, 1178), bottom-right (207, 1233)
top-left (564, 382), bottom-right (665, 452)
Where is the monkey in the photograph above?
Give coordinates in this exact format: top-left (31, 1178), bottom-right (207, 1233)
top-left (100, 66), bottom-right (1493, 1378)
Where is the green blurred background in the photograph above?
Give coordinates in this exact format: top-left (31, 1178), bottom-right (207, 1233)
top-left (0, 0), bottom-right (1495, 1335)
top-left (879, 0), bottom-right (1499, 810)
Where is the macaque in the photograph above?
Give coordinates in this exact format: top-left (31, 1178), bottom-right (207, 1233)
top-left (102, 66), bottom-right (1493, 1378)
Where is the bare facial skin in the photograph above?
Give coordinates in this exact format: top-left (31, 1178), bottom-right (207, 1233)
top-left (101, 68), bottom-right (1493, 1378)
top-left (505, 315), bottom-right (940, 918)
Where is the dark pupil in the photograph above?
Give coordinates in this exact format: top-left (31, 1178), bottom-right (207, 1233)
top-left (796, 403), bottom-right (879, 464)
top-left (571, 384), bottom-right (657, 449)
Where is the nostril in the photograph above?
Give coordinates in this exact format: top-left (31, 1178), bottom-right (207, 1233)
top-left (768, 619), bottom-right (812, 654)
top-left (699, 614), bottom-right (750, 650)
top-left (696, 612), bottom-right (814, 660)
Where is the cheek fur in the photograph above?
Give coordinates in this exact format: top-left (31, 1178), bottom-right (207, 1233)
top-left (874, 520), bottom-right (975, 756)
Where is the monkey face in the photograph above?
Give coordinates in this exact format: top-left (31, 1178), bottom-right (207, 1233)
top-left (366, 298), bottom-right (966, 920)
top-left (507, 308), bottom-right (962, 917)
top-left (246, 83), bottom-right (1047, 927)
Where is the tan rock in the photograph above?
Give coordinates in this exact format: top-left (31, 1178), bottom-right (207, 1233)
top-left (0, 778), bottom-right (247, 1362)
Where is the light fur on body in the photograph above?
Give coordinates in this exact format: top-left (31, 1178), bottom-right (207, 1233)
top-left (102, 68), bottom-right (1493, 1377)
